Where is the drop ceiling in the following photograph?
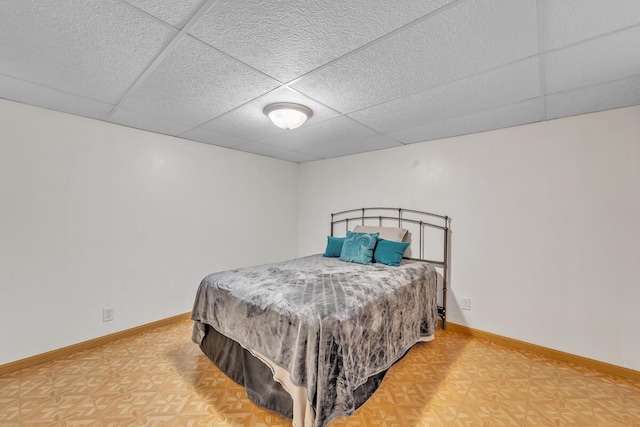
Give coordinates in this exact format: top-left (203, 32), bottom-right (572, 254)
top-left (1, 0), bottom-right (639, 163)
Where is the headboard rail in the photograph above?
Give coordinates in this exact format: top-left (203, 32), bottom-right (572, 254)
top-left (332, 216), bottom-right (447, 231)
top-left (330, 207), bottom-right (450, 330)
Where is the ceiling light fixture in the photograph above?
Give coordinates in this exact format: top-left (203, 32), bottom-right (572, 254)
top-left (263, 103), bottom-right (313, 130)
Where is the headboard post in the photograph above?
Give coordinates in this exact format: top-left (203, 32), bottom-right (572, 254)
top-left (419, 221), bottom-right (424, 259)
top-left (441, 216), bottom-right (450, 330)
top-left (330, 213), bottom-right (334, 237)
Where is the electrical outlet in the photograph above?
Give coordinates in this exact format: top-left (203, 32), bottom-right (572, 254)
top-left (461, 297), bottom-right (471, 311)
top-left (103, 307), bottom-right (114, 322)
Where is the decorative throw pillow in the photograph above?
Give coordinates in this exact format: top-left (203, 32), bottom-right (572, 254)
top-left (374, 239), bottom-right (410, 266)
top-left (353, 225), bottom-right (408, 242)
top-left (339, 231), bottom-right (379, 265)
top-left (323, 236), bottom-right (345, 257)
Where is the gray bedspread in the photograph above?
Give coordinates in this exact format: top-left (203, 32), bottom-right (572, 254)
top-left (191, 255), bottom-right (437, 427)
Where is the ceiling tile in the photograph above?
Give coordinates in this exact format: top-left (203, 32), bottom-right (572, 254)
top-left (545, 26), bottom-right (640, 95)
top-left (0, 74), bottom-right (114, 121)
top-left (189, 0), bottom-right (455, 82)
top-left (349, 57), bottom-right (540, 133)
top-left (233, 142), bottom-right (289, 157)
top-left (1, 0), bottom-right (636, 162)
top-left (301, 135), bottom-right (402, 159)
top-left (270, 152), bottom-right (322, 163)
top-left (122, 0), bottom-right (208, 28)
top-left (201, 87), bottom-right (340, 141)
top-left (108, 108), bottom-right (193, 136)
top-left (181, 127), bottom-right (248, 148)
top-left (121, 36), bottom-right (280, 126)
top-left (546, 75), bottom-right (640, 120)
top-left (258, 116), bottom-right (377, 151)
top-left (292, 0), bottom-right (538, 113)
top-left (544, 0), bottom-right (640, 51)
top-left (389, 98), bottom-right (544, 144)
top-left (0, 0), bottom-right (177, 104)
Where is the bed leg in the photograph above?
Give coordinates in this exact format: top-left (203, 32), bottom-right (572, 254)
top-left (438, 305), bottom-right (446, 330)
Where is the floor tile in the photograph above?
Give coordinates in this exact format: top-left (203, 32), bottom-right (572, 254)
top-left (1, 319), bottom-right (639, 426)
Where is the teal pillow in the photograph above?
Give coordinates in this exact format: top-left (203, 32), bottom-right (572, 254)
top-left (323, 236), bottom-right (345, 257)
top-left (339, 231), bottom-right (379, 265)
top-left (374, 239), bottom-right (410, 266)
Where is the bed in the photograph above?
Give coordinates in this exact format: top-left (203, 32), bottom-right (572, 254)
top-left (191, 207), bottom-right (450, 427)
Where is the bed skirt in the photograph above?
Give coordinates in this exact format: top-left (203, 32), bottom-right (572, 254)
top-left (198, 323), bottom-right (390, 422)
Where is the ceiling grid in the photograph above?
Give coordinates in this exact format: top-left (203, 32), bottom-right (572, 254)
top-left (536, 0), bottom-right (547, 121)
top-left (0, 0), bottom-right (638, 162)
top-left (106, 0), bottom-right (218, 120)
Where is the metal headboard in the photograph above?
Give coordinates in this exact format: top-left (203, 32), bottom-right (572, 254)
top-left (330, 207), bottom-right (450, 330)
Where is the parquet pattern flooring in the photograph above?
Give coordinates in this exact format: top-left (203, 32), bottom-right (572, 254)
top-left (1, 318), bottom-right (639, 426)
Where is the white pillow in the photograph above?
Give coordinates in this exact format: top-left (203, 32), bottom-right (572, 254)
top-left (353, 225), bottom-right (408, 242)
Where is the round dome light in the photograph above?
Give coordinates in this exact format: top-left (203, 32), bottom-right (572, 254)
top-left (263, 103), bottom-right (313, 130)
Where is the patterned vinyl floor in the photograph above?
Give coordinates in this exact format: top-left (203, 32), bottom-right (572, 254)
top-left (1, 318), bottom-right (639, 426)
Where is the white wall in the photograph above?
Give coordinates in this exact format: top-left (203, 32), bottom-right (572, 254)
top-left (2, 99), bottom-right (638, 372)
top-left (0, 99), bottom-right (299, 365)
top-left (298, 105), bottom-right (640, 371)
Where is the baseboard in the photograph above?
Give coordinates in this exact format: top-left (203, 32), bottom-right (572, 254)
top-left (0, 312), bottom-right (192, 376)
top-left (3, 315), bottom-right (637, 382)
top-left (446, 322), bottom-right (640, 381)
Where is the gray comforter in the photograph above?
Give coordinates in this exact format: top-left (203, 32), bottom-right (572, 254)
top-left (191, 255), bottom-right (437, 427)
